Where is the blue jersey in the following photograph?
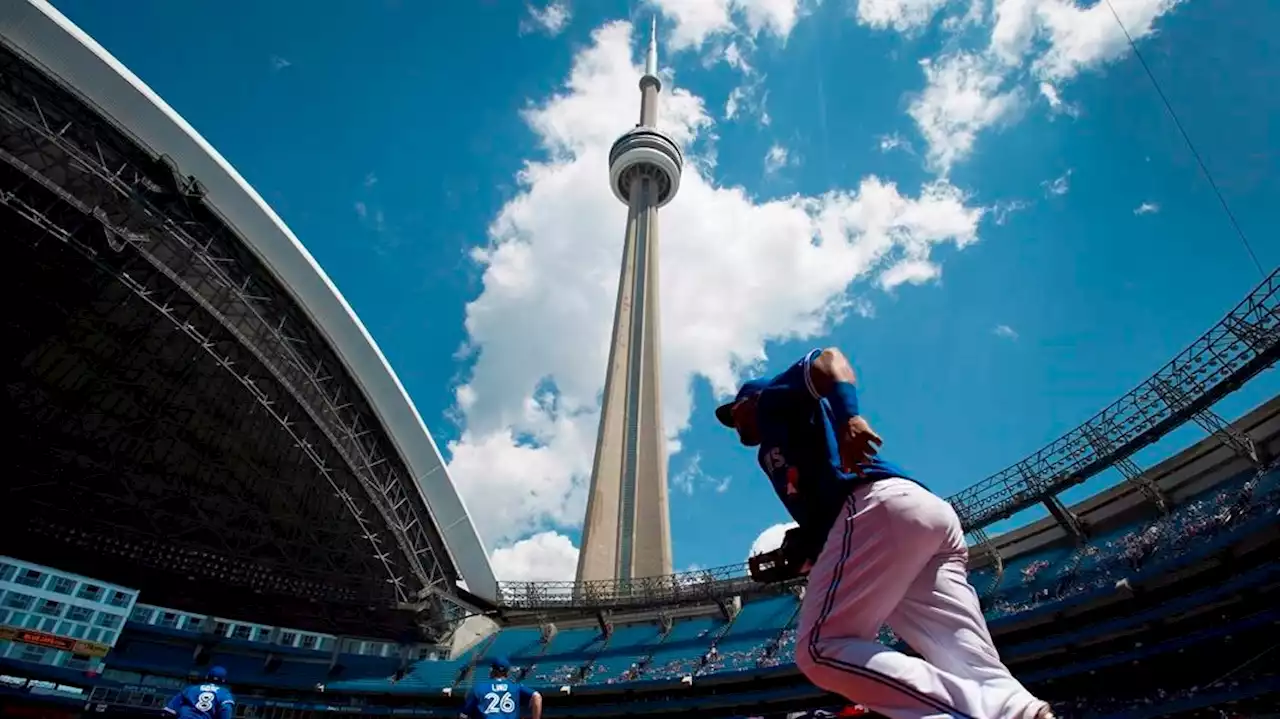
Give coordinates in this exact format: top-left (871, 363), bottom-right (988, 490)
top-left (463, 680), bottom-right (536, 719)
top-left (164, 682), bottom-right (235, 719)
top-left (755, 349), bottom-right (915, 551)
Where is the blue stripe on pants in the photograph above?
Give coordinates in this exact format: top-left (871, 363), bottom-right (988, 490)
top-left (805, 495), bottom-right (977, 719)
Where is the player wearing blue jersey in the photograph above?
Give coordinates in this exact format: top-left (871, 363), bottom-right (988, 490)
top-left (718, 348), bottom-right (1055, 719)
top-left (163, 666), bottom-right (235, 719)
top-left (461, 657), bottom-right (542, 719)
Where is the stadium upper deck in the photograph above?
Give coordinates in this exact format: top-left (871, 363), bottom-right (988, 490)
top-left (0, 0), bottom-right (493, 636)
top-left (15, 453), bottom-right (1271, 717)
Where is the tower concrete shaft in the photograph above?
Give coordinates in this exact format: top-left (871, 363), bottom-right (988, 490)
top-left (577, 18), bottom-right (682, 584)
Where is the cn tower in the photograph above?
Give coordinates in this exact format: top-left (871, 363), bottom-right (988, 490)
top-left (576, 19), bottom-right (682, 584)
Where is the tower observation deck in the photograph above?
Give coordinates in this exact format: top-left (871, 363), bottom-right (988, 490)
top-left (576, 20), bottom-right (683, 583)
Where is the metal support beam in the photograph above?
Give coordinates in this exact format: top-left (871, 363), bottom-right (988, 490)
top-left (1082, 424), bottom-right (1169, 513)
top-left (967, 526), bottom-right (1003, 598)
top-left (968, 527), bottom-right (1001, 573)
top-left (1152, 378), bottom-right (1262, 467)
top-left (1114, 455), bottom-right (1169, 514)
top-left (1042, 495), bottom-right (1087, 543)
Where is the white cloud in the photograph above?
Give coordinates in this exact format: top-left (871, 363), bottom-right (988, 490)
top-left (489, 532), bottom-right (580, 582)
top-left (523, 1), bottom-right (573, 36)
top-left (736, 0), bottom-right (805, 39)
top-left (719, 41), bottom-right (771, 126)
top-left (725, 76), bottom-right (770, 124)
top-left (671, 453), bottom-right (732, 495)
top-left (749, 522), bottom-right (798, 559)
top-left (1134, 201), bottom-right (1159, 215)
top-left (992, 198), bottom-right (1029, 225)
top-left (856, 0), bottom-right (951, 33)
top-left (652, 0), bottom-right (736, 50)
top-left (1041, 168), bottom-right (1072, 196)
top-left (878, 132), bottom-right (915, 155)
top-left (993, 323), bottom-right (1018, 339)
top-left (990, 0), bottom-right (1182, 77)
top-left (270, 56), bottom-right (291, 72)
top-left (650, 0), bottom-right (804, 51)
top-left (1039, 81), bottom-right (1061, 109)
top-left (879, 258), bottom-right (942, 289)
top-left (1034, 0), bottom-right (1184, 82)
top-left (445, 21), bottom-right (985, 580)
top-left (989, 0), bottom-right (1041, 65)
top-left (909, 53), bottom-right (1024, 174)
top-left (354, 201), bottom-right (388, 234)
top-left (764, 144), bottom-right (795, 173)
top-left (904, 0), bottom-right (1183, 174)
top-left (1039, 81), bottom-right (1081, 117)
top-left (652, 3), bottom-right (796, 126)
top-left (723, 41), bottom-right (751, 72)
top-left (942, 0), bottom-right (988, 32)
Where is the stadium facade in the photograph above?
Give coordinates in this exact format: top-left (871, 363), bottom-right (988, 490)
top-left (0, 0), bottom-right (494, 637)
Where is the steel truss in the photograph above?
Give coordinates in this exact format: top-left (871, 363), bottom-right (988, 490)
top-left (1152, 378), bottom-right (1262, 465)
top-left (1081, 424), bottom-right (1169, 512)
top-left (0, 44), bottom-right (454, 620)
top-left (967, 527), bottom-right (1003, 597)
top-left (498, 563), bottom-right (775, 611)
top-left (947, 268), bottom-right (1280, 531)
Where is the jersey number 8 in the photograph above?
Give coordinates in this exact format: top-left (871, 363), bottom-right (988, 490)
top-left (483, 692), bottom-right (515, 714)
top-left (195, 692), bottom-right (216, 712)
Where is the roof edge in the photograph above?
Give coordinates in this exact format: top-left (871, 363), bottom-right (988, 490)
top-left (0, 0), bottom-right (496, 599)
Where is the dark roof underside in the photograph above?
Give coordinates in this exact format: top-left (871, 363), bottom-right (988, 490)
top-left (0, 41), bottom-right (452, 638)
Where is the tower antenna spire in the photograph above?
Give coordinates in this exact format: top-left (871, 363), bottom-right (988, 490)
top-left (645, 15), bottom-right (658, 79)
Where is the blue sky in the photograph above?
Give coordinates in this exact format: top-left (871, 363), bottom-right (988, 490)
top-left (48, 0), bottom-right (1280, 581)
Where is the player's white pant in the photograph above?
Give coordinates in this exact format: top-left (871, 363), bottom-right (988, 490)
top-left (794, 478), bottom-right (1050, 719)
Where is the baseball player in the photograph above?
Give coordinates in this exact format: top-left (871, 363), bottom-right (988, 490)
top-left (717, 347), bottom-right (1055, 719)
top-left (163, 666), bottom-right (235, 719)
top-left (462, 656), bottom-right (542, 719)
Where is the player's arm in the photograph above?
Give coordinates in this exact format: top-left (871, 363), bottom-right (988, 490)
top-left (162, 691), bottom-right (181, 716)
top-left (808, 347), bottom-right (856, 396)
top-left (809, 347), bottom-right (881, 473)
top-left (529, 690), bottom-right (543, 719)
top-left (217, 700), bottom-right (233, 719)
top-left (519, 685), bottom-right (542, 719)
top-left (459, 689), bottom-right (477, 719)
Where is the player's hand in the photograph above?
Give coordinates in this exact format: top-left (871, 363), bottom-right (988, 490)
top-left (837, 416), bottom-right (882, 476)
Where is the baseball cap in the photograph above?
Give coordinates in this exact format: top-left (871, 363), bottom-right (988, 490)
top-left (490, 655), bottom-right (511, 672)
top-left (715, 379), bottom-right (769, 428)
top-left (206, 666), bottom-right (228, 682)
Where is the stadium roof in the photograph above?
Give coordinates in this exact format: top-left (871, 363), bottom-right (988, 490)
top-left (0, 0), bottom-right (496, 600)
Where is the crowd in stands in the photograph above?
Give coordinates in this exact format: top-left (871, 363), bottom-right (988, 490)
top-left (979, 466), bottom-right (1280, 619)
top-left (1047, 664), bottom-right (1277, 718)
top-left (97, 465), bottom-right (1278, 699)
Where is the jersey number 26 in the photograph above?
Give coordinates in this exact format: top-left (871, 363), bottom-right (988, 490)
top-left (483, 692), bottom-right (515, 714)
